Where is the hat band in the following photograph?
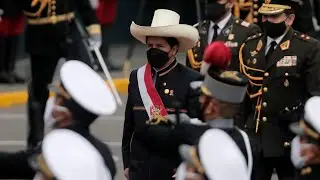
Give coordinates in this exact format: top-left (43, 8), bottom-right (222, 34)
top-left (202, 75), bottom-right (247, 103)
top-left (189, 146), bottom-right (205, 174)
top-left (261, 3), bottom-right (291, 10)
top-left (300, 120), bottom-right (320, 140)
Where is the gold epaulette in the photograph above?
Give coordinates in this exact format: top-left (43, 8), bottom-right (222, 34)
top-left (234, 19), bottom-right (251, 28)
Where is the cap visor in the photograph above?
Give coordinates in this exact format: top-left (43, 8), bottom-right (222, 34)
top-left (289, 122), bottom-right (305, 135)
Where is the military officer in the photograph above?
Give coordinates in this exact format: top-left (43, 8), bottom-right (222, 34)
top-left (0, 60), bottom-right (117, 179)
top-left (290, 96), bottom-right (320, 179)
top-left (238, 0), bottom-right (320, 179)
top-left (121, 9), bottom-right (202, 180)
top-left (175, 129), bottom-right (250, 180)
top-left (186, 0), bottom-right (260, 72)
top-left (1, 0), bottom-right (102, 148)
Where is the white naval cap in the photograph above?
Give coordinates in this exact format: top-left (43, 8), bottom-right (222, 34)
top-left (41, 129), bottom-right (112, 180)
top-left (290, 96), bottom-right (320, 139)
top-left (178, 129), bottom-right (249, 180)
top-left (57, 60), bottom-right (117, 116)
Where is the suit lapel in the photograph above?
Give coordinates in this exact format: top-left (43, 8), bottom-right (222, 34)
top-left (255, 35), bottom-right (268, 70)
top-left (265, 28), bottom-right (293, 70)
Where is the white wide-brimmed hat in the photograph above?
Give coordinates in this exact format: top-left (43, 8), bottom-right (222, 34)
top-left (41, 129), bottom-right (112, 180)
top-left (130, 9), bottom-right (199, 52)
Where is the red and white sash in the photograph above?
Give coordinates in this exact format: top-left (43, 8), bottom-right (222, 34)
top-left (137, 64), bottom-right (168, 120)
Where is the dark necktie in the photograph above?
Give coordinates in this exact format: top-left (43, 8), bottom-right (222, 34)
top-left (210, 24), bottom-right (219, 43)
top-left (266, 41), bottom-right (277, 63)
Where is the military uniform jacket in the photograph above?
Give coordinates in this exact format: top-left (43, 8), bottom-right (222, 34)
top-left (239, 28), bottom-right (320, 157)
top-left (2, 0), bottom-right (98, 55)
top-left (121, 60), bottom-right (202, 180)
top-left (186, 16), bottom-right (260, 71)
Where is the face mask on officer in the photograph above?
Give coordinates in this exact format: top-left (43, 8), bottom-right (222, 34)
top-left (205, 0), bottom-right (231, 22)
top-left (262, 12), bottom-right (295, 38)
top-left (146, 36), bottom-right (179, 69)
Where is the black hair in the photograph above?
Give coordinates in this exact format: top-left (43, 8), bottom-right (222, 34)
top-left (146, 36), bottom-right (179, 48)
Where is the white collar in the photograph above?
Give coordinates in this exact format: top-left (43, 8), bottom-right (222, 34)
top-left (266, 31), bottom-right (287, 47)
top-left (209, 12), bottom-right (232, 30)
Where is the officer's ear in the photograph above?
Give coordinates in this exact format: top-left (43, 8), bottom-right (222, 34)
top-left (285, 12), bottom-right (295, 27)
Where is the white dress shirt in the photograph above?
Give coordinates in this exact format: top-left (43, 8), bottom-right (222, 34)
top-left (207, 13), bottom-right (232, 44)
top-left (265, 32), bottom-right (287, 55)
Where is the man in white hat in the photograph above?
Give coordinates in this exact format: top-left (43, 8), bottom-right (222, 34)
top-left (289, 96), bottom-right (320, 179)
top-left (176, 129), bottom-right (250, 180)
top-left (121, 9), bottom-right (202, 180)
top-left (0, 60), bottom-right (117, 179)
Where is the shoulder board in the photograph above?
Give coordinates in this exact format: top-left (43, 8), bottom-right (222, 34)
top-left (245, 33), bottom-right (263, 42)
top-left (193, 21), bottom-right (207, 28)
top-left (234, 19), bottom-right (251, 28)
top-left (293, 31), bottom-right (315, 42)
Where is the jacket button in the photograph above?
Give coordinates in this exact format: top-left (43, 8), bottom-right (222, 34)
top-left (263, 87), bottom-right (268, 92)
top-left (285, 73), bottom-right (289, 76)
top-left (262, 117), bottom-right (267, 122)
top-left (284, 142), bottom-right (290, 147)
top-left (264, 72), bottom-right (269, 77)
top-left (262, 102), bottom-right (267, 107)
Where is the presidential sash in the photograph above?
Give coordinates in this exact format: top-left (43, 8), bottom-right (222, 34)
top-left (137, 64), bottom-right (168, 123)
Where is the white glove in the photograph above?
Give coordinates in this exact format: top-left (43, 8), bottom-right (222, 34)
top-left (89, 0), bottom-right (99, 9)
top-left (88, 33), bottom-right (102, 50)
top-left (167, 113), bottom-right (191, 125)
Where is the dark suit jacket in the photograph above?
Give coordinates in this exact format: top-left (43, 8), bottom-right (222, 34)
top-left (122, 60), bottom-right (202, 180)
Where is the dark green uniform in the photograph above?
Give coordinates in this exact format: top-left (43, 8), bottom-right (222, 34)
top-left (239, 28), bottom-right (320, 179)
top-left (186, 17), bottom-right (260, 71)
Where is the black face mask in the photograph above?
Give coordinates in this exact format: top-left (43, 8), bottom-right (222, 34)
top-left (205, 2), bottom-right (228, 22)
top-left (262, 20), bottom-right (287, 38)
top-left (147, 48), bottom-right (171, 69)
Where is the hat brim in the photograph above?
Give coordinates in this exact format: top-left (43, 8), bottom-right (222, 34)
top-left (130, 22), bottom-right (199, 52)
top-left (258, 4), bottom-right (291, 15)
top-left (42, 129), bottom-right (112, 180)
top-left (60, 61), bottom-right (117, 116)
top-left (289, 122), bottom-right (305, 136)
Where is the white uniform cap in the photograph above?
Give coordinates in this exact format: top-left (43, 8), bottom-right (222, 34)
top-left (59, 60), bottom-right (117, 116)
top-left (42, 129), bottom-right (112, 180)
top-left (290, 96), bottom-right (320, 137)
top-left (179, 129), bottom-right (249, 180)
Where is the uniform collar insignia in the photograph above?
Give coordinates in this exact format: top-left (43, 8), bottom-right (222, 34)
top-left (223, 25), bottom-right (233, 36)
top-left (280, 40), bottom-right (290, 51)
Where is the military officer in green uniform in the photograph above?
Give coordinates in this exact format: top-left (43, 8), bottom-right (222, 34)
top-left (186, 0), bottom-right (260, 73)
top-left (238, 0), bottom-right (320, 179)
top-left (290, 96), bottom-right (320, 180)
